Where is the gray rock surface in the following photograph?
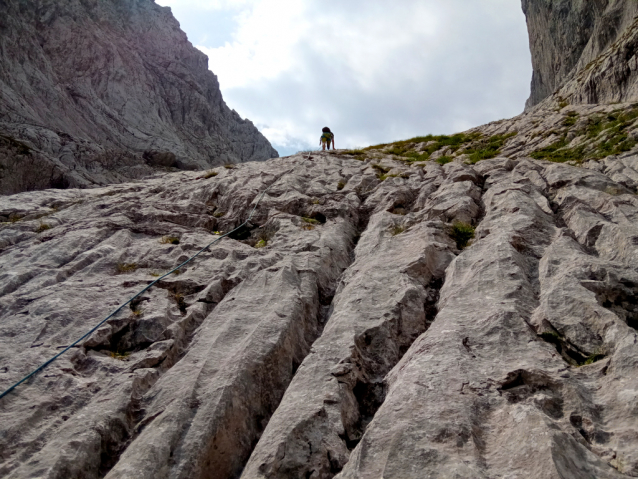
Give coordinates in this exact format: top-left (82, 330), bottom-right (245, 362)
top-left (523, 0), bottom-right (638, 108)
top-left (1, 150), bottom-right (638, 478)
top-left (3, 1), bottom-right (638, 478)
top-left (0, 0), bottom-right (278, 194)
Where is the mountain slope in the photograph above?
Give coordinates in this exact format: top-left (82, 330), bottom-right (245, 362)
top-left (523, 0), bottom-right (638, 108)
top-left (2, 1), bottom-right (638, 479)
top-left (0, 0), bottom-right (277, 194)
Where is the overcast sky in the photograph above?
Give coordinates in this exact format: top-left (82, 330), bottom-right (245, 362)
top-left (155, 0), bottom-right (532, 156)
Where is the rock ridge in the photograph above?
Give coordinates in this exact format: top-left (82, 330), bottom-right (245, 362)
top-left (0, 0), bottom-right (278, 195)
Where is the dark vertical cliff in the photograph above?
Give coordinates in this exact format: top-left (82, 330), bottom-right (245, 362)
top-left (0, 0), bottom-right (278, 194)
top-left (522, 0), bottom-right (638, 109)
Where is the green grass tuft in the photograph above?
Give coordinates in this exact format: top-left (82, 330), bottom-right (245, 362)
top-left (255, 239), bottom-right (267, 249)
top-left (110, 351), bottom-right (130, 360)
top-left (582, 352), bottom-right (606, 365)
top-left (371, 164), bottom-right (392, 181)
top-left (160, 236), bottom-right (180, 245)
top-left (204, 170), bottom-right (218, 178)
top-left (450, 222), bottom-right (475, 249)
top-left (531, 105), bottom-right (638, 163)
top-left (35, 221), bottom-right (51, 233)
top-left (539, 331), bottom-right (561, 343)
top-left (364, 133), bottom-right (482, 163)
top-left (436, 156), bottom-right (453, 165)
top-left (530, 137), bottom-right (586, 163)
top-left (563, 111), bottom-right (579, 127)
top-left (391, 225), bottom-right (405, 236)
top-left (174, 293), bottom-right (187, 312)
top-left (337, 179), bottom-right (346, 190)
top-left (464, 132), bottom-right (517, 164)
top-left (342, 149), bottom-right (366, 160)
top-left (116, 262), bottom-right (138, 274)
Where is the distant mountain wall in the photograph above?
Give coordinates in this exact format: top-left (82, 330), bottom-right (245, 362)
top-left (522, 0), bottom-right (638, 109)
top-left (0, 0), bottom-right (278, 194)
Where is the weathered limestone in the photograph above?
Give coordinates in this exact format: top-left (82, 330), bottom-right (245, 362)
top-left (0, 0), bottom-right (277, 194)
top-left (3, 0), bottom-right (638, 476)
top-left (1, 150), bottom-right (638, 478)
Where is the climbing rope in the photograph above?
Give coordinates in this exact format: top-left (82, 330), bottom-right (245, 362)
top-left (0, 153), bottom-right (312, 401)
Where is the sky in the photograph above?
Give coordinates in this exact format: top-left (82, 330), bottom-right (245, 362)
top-left (155, 0), bottom-right (533, 156)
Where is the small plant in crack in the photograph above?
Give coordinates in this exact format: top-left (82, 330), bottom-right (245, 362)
top-left (582, 349), bottom-right (606, 366)
top-left (342, 149), bottom-right (366, 160)
top-left (540, 331), bottom-right (561, 343)
top-left (160, 235), bottom-right (180, 245)
top-left (204, 170), bottom-right (218, 178)
top-left (557, 97), bottom-right (569, 109)
top-left (173, 293), bottom-right (187, 313)
top-left (109, 350), bottom-right (130, 360)
top-left (605, 186), bottom-right (627, 196)
top-left (391, 225), bottom-right (405, 236)
top-left (213, 211), bottom-right (226, 218)
top-left (35, 221), bottom-right (51, 233)
top-left (371, 164), bottom-right (392, 181)
top-left (302, 217), bottom-right (321, 225)
top-left (224, 164), bottom-right (235, 169)
top-left (450, 222), bottom-right (475, 249)
top-left (539, 329), bottom-right (605, 366)
top-left (116, 262), bottom-right (138, 274)
top-left (436, 156), bottom-right (453, 165)
top-left (252, 223), bottom-right (278, 247)
top-left (389, 204), bottom-right (408, 215)
top-left (563, 111), bottom-right (579, 127)
top-left (337, 179), bottom-right (347, 190)
top-left (130, 298), bottom-right (145, 317)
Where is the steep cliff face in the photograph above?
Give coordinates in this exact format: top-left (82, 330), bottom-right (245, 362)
top-left (523, 0), bottom-right (638, 108)
top-left (0, 0), bottom-right (278, 194)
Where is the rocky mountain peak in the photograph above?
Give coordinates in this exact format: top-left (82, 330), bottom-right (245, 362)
top-left (0, 0), bottom-right (278, 194)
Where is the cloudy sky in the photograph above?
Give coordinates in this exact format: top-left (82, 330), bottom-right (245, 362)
top-left (155, 0), bottom-right (532, 156)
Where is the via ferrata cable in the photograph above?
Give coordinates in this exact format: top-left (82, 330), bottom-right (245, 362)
top-left (0, 153), bottom-right (312, 401)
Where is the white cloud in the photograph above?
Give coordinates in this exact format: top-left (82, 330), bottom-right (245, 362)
top-left (157, 0), bottom-right (251, 10)
top-left (196, 0), bottom-right (307, 89)
top-left (156, 0), bottom-right (532, 156)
